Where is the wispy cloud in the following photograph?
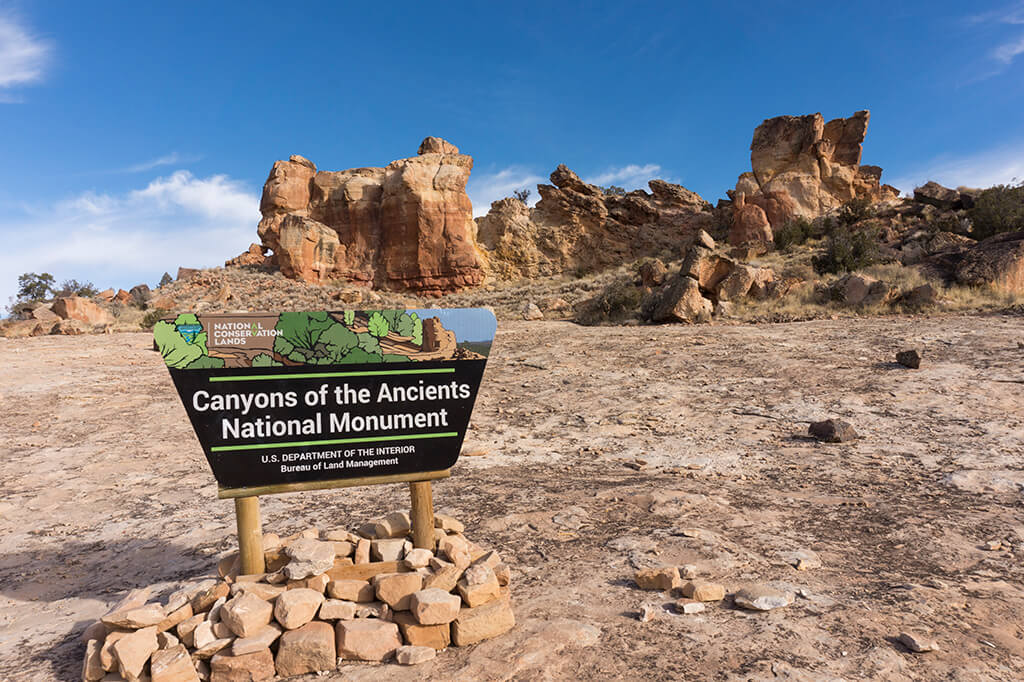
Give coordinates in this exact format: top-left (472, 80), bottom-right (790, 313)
top-left (887, 141), bottom-right (1024, 194)
top-left (123, 153), bottom-right (198, 173)
top-left (585, 163), bottom-right (662, 188)
top-left (467, 167), bottom-right (544, 217)
top-left (1, 171), bottom-right (259, 308)
top-left (0, 13), bottom-right (52, 95)
top-left (993, 34), bottom-right (1024, 63)
top-left (968, 2), bottom-right (1024, 25)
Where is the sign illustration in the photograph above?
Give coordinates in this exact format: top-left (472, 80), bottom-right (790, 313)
top-left (157, 309), bottom-right (496, 492)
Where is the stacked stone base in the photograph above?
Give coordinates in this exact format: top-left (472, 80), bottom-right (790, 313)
top-left (80, 512), bottom-right (515, 680)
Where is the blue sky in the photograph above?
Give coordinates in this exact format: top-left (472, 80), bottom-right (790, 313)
top-left (2, 1), bottom-right (1024, 308)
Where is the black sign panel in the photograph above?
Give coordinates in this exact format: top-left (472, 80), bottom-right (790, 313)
top-left (156, 309), bottom-right (495, 491)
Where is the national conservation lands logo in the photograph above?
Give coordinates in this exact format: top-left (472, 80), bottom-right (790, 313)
top-left (157, 309), bottom-right (496, 493)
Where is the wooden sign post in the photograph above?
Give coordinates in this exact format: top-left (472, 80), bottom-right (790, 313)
top-left (156, 309), bottom-right (496, 574)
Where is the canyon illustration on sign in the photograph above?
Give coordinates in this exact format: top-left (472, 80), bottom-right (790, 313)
top-left (156, 309), bottom-right (496, 491)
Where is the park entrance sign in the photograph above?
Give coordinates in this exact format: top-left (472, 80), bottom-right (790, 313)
top-left (156, 309), bottom-right (496, 497)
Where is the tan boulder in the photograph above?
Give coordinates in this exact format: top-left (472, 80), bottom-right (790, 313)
top-left (410, 588), bottom-right (462, 625)
top-left (392, 611), bottom-right (452, 650)
top-left (423, 563), bottom-right (463, 592)
top-left (318, 598), bottom-right (358, 621)
top-left (373, 572), bottom-right (423, 611)
top-left (371, 538), bottom-right (406, 562)
top-left (82, 639), bottom-right (104, 681)
top-left (191, 582), bottom-right (230, 614)
top-left (231, 623), bottom-right (282, 656)
top-left (102, 603), bottom-right (166, 629)
top-left (457, 565), bottom-right (500, 608)
top-left (225, 243), bottom-right (270, 268)
top-left (955, 230), bottom-right (1024, 295)
top-left (327, 579), bottom-right (375, 602)
top-left (396, 644), bottom-right (437, 665)
top-left (679, 581), bottom-right (726, 602)
top-left (275, 621), bottom-right (336, 676)
top-left (634, 567), bottom-right (682, 591)
top-left (273, 588), bottom-right (323, 629)
top-left (51, 296), bottom-right (112, 326)
top-left (210, 648), bottom-right (275, 681)
top-left (335, 619), bottom-right (402, 661)
top-left (649, 276), bottom-right (713, 324)
top-left (112, 625), bottom-right (158, 681)
top-left (451, 593), bottom-right (515, 647)
top-left (221, 593), bottom-right (273, 638)
top-left (149, 645), bottom-right (199, 682)
top-left (729, 195), bottom-right (774, 246)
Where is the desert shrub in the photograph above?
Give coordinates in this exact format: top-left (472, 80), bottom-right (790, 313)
top-left (140, 309), bottom-right (171, 329)
top-left (813, 225), bottom-right (880, 274)
top-left (55, 279), bottom-right (98, 298)
top-left (513, 188), bottom-right (531, 203)
top-left (968, 183), bottom-right (1024, 239)
top-left (601, 185), bottom-right (627, 196)
top-left (837, 197), bottom-right (873, 226)
top-left (16, 272), bottom-right (55, 302)
top-left (159, 272), bottom-right (174, 287)
top-left (575, 278), bottom-right (643, 325)
top-left (774, 217), bottom-right (815, 250)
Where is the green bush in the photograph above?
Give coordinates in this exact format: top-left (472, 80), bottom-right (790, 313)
top-left (575, 279), bottom-right (643, 325)
top-left (140, 309), bottom-right (171, 329)
top-left (56, 279), bottom-right (98, 298)
top-left (774, 217), bottom-right (815, 250)
top-left (16, 272), bottom-right (55, 302)
top-left (968, 183), bottom-right (1024, 239)
top-left (838, 197), bottom-right (873, 226)
top-left (813, 226), bottom-right (880, 274)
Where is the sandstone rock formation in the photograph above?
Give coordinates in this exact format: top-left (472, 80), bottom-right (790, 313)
top-left (728, 110), bottom-right (900, 245)
top-left (477, 166), bottom-right (713, 279)
top-left (955, 229), bottom-right (1024, 294)
top-left (250, 141), bottom-right (485, 295)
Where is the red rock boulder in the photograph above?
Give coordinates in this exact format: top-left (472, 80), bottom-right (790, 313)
top-left (51, 297), bottom-right (112, 326)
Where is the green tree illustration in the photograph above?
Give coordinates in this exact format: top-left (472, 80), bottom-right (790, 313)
top-left (154, 314), bottom-right (209, 369)
top-left (343, 310), bottom-right (355, 326)
top-left (252, 353), bottom-right (282, 367)
top-left (367, 312), bottom-right (390, 341)
top-left (320, 324), bottom-right (360, 363)
top-left (273, 312), bottom-right (336, 363)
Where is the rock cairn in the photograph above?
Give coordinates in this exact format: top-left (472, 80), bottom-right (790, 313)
top-left (80, 512), bottom-right (514, 680)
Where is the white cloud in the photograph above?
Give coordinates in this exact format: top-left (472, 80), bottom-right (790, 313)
top-left (993, 34), bottom-right (1024, 63)
top-left (585, 164), bottom-right (662, 188)
top-left (0, 14), bottom-right (52, 91)
top-left (123, 153), bottom-right (193, 173)
top-left (467, 167), bottom-right (545, 217)
top-left (887, 141), bottom-right (1024, 194)
top-left (969, 2), bottom-right (1024, 25)
top-left (1, 171), bottom-right (260, 309)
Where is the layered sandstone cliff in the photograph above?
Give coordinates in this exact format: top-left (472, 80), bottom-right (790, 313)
top-left (728, 110), bottom-right (900, 245)
top-left (248, 137), bottom-right (484, 295)
top-left (477, 165), bottom-right (713, 279)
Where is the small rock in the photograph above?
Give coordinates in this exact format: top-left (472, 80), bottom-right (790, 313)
top-left (898, 630), bottom-right (940, 653)
top-left (451, 594), bottom-right (515, 646)
top-left (522, 302), bottom-right (544, 320)
top-left (232, 623), bottom-right (282, 656)
top-left (395, 644), bottom-right (437, 665)
top-left (372, 538), bottom-right (407, 562)
top-left (411, 588), bottom-right (462, 625)
top-left (111, 626), bottom-right (158, 680)
top-left (634, 566), bottom-right (681, 591)
top-left (434, 514), bottom-right (465, 533)
top-left (149, 644), bottom-right (198, 682)
top-left (156, 631), bottom-right (178, 650)
top-left (230, 582), bottom-right (284, 601)
top-left (638, 604), bottom-right (658, 622)
top-left (392, 612), bottom-right (451, 650)
top-left (676, 600), bottom-right (706, 615)
top-left (82, 639), bottom-right (104, 681)
top-left (896, 349), bottom-right (921, 369)
top-left (336, 619), bottom-right (403, 661)
top-left (283, 538), bottom-right (335, 580)
top-left (354, 601), bottom-right (391, 619)
top-left (808, 419), bottom-right (858, 443)
top-left (327, 579), bottom-right (375, 603)
top-left (782, 549), bottom-right (823, 571)
top-left (318, 598), bottom-right (358, 621)
top-left (274, 588), bottom-right (324, 629)
top-left (191, 582), bottom-right (230, 614)
top-left (220, 593), bottom-right (273, 638)
top-left (734, 586), bottom-right (795, 611)
top-left (680, 528), bottom-right (701, 538)
top-left (982, 540), bottom-right (1003, 551)
top-left (404, 548), bottom-right (433, 569)
top-left (457, 565), bottom-right (500, 607)
top-left (374, 572), bottom-right (424, 610)
top-left (275, 621), bottom-right (336, 675)
top-left (209, 648), bottom-right (275, 680)
top-left (354, 538), bottom-right (371, 564)
top-left (680, 581), bottom-right (725, 602)
top-left (102, 603), bottom-right (166, 629)
top-left (680, 564), bottom-right (698, 579)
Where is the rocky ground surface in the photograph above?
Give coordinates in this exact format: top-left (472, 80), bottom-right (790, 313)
top-left (1, 314), bottom-right (1023, 680)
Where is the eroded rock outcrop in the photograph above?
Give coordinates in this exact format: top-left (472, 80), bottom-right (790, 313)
top-left (955, 230), bottom-right (1024, 294)
top-left (728, 110), bottom-right (900, 245)
top-left (249, 141), bottom-right (484, 295)
top-left (477, 166), bottom-right (713, 279)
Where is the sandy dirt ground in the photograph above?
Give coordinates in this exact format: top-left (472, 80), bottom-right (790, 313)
top-left (1, 314), bottom-right (1023, 681)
